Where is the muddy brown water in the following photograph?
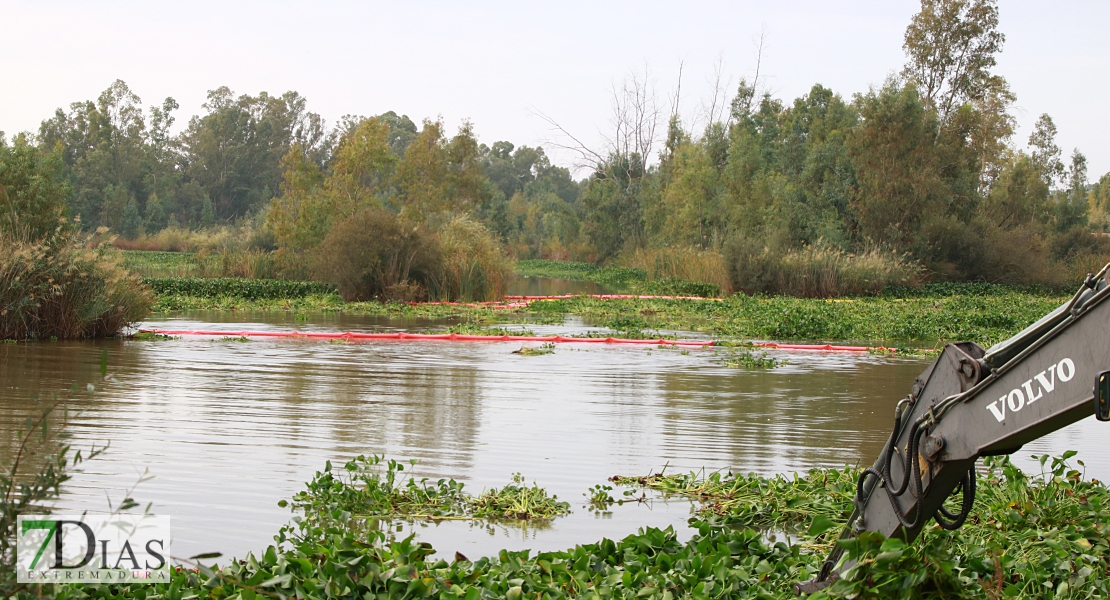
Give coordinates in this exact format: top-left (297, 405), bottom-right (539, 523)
top-left (506, 276), bottom-right (616, 296)
top-left (2, 311), bottom-right (1105, 563)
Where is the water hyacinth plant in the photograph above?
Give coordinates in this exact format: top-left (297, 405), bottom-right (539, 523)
top-left (285, 455), bottom-right (569, 522)
top-left (6, 451), bottom-right (1104, 599)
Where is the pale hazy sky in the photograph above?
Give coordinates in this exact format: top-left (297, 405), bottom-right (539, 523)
top-left (1, 1), bottom-right (1107, 178)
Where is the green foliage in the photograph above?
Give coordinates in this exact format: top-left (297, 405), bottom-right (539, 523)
top-left (585, 483), bottom-right (616, 512)
top-left (516, 259), bottom-right (721, 297)
top-left (119, 196), bottom-right (142, 238)
top-left (720, 348), bottom-right (784, 369)
top-left (309, 207), bottom-right (441, 301)
top-left (515, 342), bottom-right (555, 356)
top-left (142, 277), bottom-right (336, 301)
top-left (289, 455), bottom-right (569, 522)
top-left (34, 452), bottom-right (1110, 600)
top-left (0, 135), bottom-right (71, 242)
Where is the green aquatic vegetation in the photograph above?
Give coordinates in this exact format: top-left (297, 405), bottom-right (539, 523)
top-left (719, 347), bottom-right (784, 369)
top-left (130, 331), bottom-right (176, 341)
top-left (611, 466), bottom-right (858, 536)
top-left (216, 336), bottom-right (251, 342)
top-left (442, 322), bottom-right (536, 337)
top-left (585, 483), bottom-right (616, 512)
top-left (144, 276), bottom-right (337, 301)
top-left (514, 342), bottom-right (555, 356)
top-left (147, 274), bottom-right (1071, 347)
top-left (583, 484), bottom-right (645, 514)
top-left (286, 455), bottom-right (568, 522)
top-left (34, 452), bottom-right (1110, 599)
top-left (537, 290), bottom-right (1069, 347)
top-left (470, 473), bottom-right (571, 520)
top-left (516, 259), bottom-right (721, 297)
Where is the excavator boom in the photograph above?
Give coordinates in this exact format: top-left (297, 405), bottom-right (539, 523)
top-left (796, 266), bottom-right (1110, 594)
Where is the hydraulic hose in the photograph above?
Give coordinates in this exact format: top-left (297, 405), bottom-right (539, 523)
top-left (934, 466), bottom-right (976, 530)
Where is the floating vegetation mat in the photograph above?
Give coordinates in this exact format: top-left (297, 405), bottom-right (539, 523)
top-left (32, 453), bottom-right (1110, 599)
top-left (283, 455), bottom-right (570, 523)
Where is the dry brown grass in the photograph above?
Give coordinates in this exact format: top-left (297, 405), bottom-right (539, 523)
top-left (724, 238), bottom-right (922, 297)
top-left (618, 247), bottom-right (732, 293)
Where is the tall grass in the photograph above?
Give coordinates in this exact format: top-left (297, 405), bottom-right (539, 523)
top-left (618, 247), bottom-right (731, 295)
top-left (113, 226), bottom-right (236, 253)
top-left (725, 238), bottom-right (922, 297)
top-left (1, 227), bottom-right (153, 339)
top-left (429, 216), bottom-right (515, 302)
top-left (775, 247), bottom-right (922, 297)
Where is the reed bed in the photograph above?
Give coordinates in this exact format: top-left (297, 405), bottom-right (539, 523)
top-left (618, 246), bottom-right (732, 296)
top-left (1, 228), bottom-right (152, 340)
top-left (428, 215), bottom-right (515, 302)
top-left (726, 242), bottom-right (922, 298)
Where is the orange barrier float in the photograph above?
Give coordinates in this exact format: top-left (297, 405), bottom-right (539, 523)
top-left (140, 329), bottom-right (714, 346)
top-left (138, 328), bottom-right (894, 353)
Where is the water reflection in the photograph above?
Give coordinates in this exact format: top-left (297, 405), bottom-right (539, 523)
top-left (506, 277), bottom-right (615, 296)
top-left (1, 312), bottom-right (1106, 562)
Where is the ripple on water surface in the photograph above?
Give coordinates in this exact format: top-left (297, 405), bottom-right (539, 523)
top-left (1, 311), bottom-right (1104, 560)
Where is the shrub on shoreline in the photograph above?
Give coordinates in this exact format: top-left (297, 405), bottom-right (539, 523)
top-left (1, 228), bottom-right (153, 340)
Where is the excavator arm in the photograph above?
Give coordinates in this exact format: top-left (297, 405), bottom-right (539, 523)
top-left (796, 266), bottom-right (1110, 595)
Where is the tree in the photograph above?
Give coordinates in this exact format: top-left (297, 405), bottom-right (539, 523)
top-left (120, 196), bottom-right (142, 238)
top-left (1028, 113), bottom-right (1065, 188)
top-left (0, 135), bottom-right (71, 242)
top-left (266, 144), bottom-right (326, 250)
top-left (980, 153), bottom-right (1049, 229)
top-left (182, 87), bottom-right (327, 220)
top-left (37, 80), bottom-right (149, 230)
top-left (328, 117), bottom-right (396, 210)
top-left (1088, 172), bottom-right (1110, 231)
top-left (848, 83), bottom-right (947, 249)
top-left (1055, 149), bottom-right (1088, 231)
top-left (144, 192), bottom-right (167, 231)
top-left (902, 0), bottom-right (1006, 119)
top-left (396, 120), bottom-right (449, 223)
top-left (200, 194), bottom-right (216, 227)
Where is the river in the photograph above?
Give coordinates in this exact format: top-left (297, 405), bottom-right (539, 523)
top-left (2, 309), bottom-right (1105, 563)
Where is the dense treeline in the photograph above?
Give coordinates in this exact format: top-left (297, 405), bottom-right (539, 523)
top-left (4, 0), bottom-right (1109, 294)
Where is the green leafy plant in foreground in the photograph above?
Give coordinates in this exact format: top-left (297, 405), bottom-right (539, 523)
top-left (286, 455), bottom-right (568, 523)
top-left (27, 451), bottom-right (1110, 599)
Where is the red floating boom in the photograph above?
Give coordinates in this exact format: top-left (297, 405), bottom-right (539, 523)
top-left (140, 329), bottom-right (715, 346)
top-left (138, 328), bottom-right (893, 353)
